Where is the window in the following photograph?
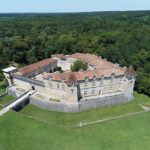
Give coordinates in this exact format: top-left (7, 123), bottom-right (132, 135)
top-left (71, 89), bottom-right (74, 94)
top-left (99, 90), bottom-right (102, 95)
top-left (130, 81), bottom-right (133, 85)
top-left (100, 80), bottom-right (103, 86)
top-left (92, 90), bottom-right (95, 94)
top-left (109, 86), bottom-right (112, 91)
top-left (92, 81), bottom-right (95, 87)
top-left (84, 91), bottom-right (87, 96)
top-left (110, 78), bottom-right (113, 85)
top-left (61, 84), bottom-right (65, 89)
top-left (120, 78), bottom-right (122, 83)
top-left (84, 82), bottom-right (88, 88)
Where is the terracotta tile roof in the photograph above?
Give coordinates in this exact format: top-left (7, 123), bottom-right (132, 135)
top-left (43, 53), bottom-right (128, 83)
top-left (44, 67), bottom-right (126, 83)
top-left (69, 53), bottom-right (115, 70)
top-left (17, 58), bottom-right (57, 76)
top-left (52, 54), bottom-right (66, 59)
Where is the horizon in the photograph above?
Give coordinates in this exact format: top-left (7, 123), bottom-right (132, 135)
top-left (0, 0), bottom-right (150, 13)
top-left (0, 10), bottom-right (150, 14)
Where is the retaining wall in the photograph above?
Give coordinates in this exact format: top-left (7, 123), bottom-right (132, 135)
top-left (30, 94), bottom-right (133, 113)
top-left (8, 87), bottom-right (133, 113)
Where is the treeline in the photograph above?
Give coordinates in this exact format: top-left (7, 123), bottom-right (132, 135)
top-left (0, 11), bottom-right (150, 96)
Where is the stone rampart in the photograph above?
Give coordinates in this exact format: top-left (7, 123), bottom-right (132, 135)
top-left (30, 94), bottom-right (133, 113)
top-left (8, 87), bottom-right (133, 113)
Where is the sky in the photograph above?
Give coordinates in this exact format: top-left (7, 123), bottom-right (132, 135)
top-left (0, 0), bottom-right (150, 13)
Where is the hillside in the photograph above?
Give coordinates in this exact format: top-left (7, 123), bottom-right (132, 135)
top-left (0, 92), bottom-right (150, 150)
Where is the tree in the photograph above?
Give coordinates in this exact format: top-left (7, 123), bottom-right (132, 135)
top-left (71, 60), bottom-right (88, 72)
top-left (0, 12), bottom-right (150, 96)
top-left (26, 50), bottom-right (38, 64)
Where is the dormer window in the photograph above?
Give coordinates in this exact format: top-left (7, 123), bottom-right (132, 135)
top-left (85, 77), bottom-right (89, 82)
top-left (93, 75), bottom-right (96, 80)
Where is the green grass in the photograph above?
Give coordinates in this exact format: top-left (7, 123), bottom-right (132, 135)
top-left (20, 92), bottom-right (150, 126)
top-left (0, 81), bottom-right (6, 95)
top-left (0, 110), bottom-right (150, 150)
top-left (0, 88), bottom-right (5, 95)
top-left (0, 92), bottom-right (150, 150)
top-left (0, 95), bottom-right (14, 107)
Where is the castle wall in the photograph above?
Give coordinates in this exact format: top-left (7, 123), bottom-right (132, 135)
top-left (4, 53), bottom-right (136, 113)
top-left (57, 59), bottom-right (73, 71)
top-left (124, 77), bottom-right (135, 100)
top-left (78, 75), bottom-right (124, 101)
top-left (13, 78), bottom-right (31, 90)
top-left (44, 79), bottom-right (78, 103)
top-left (29, 93), bottom-right (133, 113)
top-left (3, 72), bottom-right (13, 86)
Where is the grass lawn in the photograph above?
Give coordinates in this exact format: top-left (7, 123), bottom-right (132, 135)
top-left (0, 95), bottom-right (15, 107)
top-left (0, 110), bottom-right (150, 150)
top-left (0, 82), bottom-right (6, 95)
top-left (20, 92), bottom-right (150, 126)
top-left (0, 92), bottom-right (150, 150)
top-left (0, 88), bottom-right (5, 95)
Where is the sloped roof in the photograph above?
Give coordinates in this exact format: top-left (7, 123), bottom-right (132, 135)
top-left (43, 53), bottom-right (129, 83)
top-left (69, 53), bottom-right (115, 70)
top-left (52, 54), bottom-right (66, 59)
top-left (2, 66), bottom-right (17, 73)
top-left (44, 67), bottom-right (126, 83)
top-left (18, 58), bottom-right (57, 76)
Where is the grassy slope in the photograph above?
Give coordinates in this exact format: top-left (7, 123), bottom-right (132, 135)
top-left (20, 92), bottom-right (150, 126)
top-left (0, 85), bottom-right (14, 109)
top-left (0, 88), bottom-right (5, 95)
top-left (0, 95), bottom-right (14, 107)
top-left (0, 110), bottom-right (150, 150)
top-left (0, 81), bottom-right (6, 95)
top-left (0, 92), bottom-right (150, 150)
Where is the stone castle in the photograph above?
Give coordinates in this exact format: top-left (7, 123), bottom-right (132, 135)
top-left (3, 53), bottom-right (135, 112)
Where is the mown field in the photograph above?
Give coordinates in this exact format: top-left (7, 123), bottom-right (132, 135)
top-left (19, 92), bottom-right (150, 126)
top-left (0, 92), bottom-right (150, 150)
top-left (0, 95), bottom-right (14, 110)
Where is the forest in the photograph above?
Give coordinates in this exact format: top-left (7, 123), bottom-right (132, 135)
top-left (0, 11), bottom-right (149, 96)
